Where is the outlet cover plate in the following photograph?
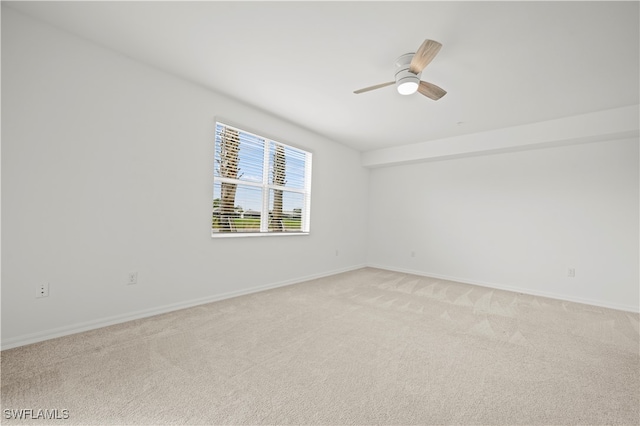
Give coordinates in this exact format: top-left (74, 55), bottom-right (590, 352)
top-left (36, 283), bottom-right (49, 298)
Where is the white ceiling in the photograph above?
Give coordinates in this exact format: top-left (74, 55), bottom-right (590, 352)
top-left (6, 1), bottom-right (639, 152)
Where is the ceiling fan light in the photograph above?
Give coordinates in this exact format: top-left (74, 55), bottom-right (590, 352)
top-left (397, 79), bottom-right (419, 95)
top-left (395, 61), bottom-right (420, 95)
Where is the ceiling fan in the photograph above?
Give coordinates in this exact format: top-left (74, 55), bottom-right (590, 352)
top-left (354, 39), bottom-right (446, 100)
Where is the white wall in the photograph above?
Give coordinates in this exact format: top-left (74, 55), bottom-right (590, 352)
top-left (3, 6), bottom-right (638, 351)
top-left (1, 8), bottom-right (369, 348)
top-left (367, 139), bottom-right (639, 311)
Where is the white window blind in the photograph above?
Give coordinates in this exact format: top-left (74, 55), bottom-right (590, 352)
top-left (212, 122), bottom-right (312, 236)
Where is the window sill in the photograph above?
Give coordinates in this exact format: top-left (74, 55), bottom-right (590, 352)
top-left (211, 232), bottom-right (310, 238)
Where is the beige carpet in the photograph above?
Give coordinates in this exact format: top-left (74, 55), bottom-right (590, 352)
top-left (2, 267), bottom-right (639, 425)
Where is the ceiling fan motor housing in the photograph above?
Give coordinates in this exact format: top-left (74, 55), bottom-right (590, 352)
top-left (395, 53), bottom-right (420, 95)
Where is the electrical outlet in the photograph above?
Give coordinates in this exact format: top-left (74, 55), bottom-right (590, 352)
top-left (36, 283), bottom-right (49, 298)
top-left (127, 272), bottom-right (138, 285)
top-left (567, 268), bottom-right (576, 278)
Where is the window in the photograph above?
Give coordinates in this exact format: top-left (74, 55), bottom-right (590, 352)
top-left (212, 122), bottom-right (312, 236)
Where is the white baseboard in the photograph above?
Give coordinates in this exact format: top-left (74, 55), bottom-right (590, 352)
top-left (366, 263), bottom-right (640, 313)
top-left (1, 264), bottom-right (367, 350)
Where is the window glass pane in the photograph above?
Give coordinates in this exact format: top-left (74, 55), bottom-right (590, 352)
top-left (269, 189), bottom-right (304, 232)
top-left (213, 182), bottom-right (263, 233)
top-left (214, 124), bottom-right (264, 183)
top-left (268, 142), bottom-right (306, 190)
top-left (213, 122), bottom-right (311, 236)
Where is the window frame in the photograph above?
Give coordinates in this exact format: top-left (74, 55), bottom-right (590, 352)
top-left (212, 121), bottom-right (312, 238)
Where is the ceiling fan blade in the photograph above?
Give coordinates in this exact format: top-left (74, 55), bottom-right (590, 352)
top-left (418, 81), bottom-right (447, 100)
top-left (409, 39), bottom-right (442, 74)
top-left (353, 81), bottom-right (395, 94)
